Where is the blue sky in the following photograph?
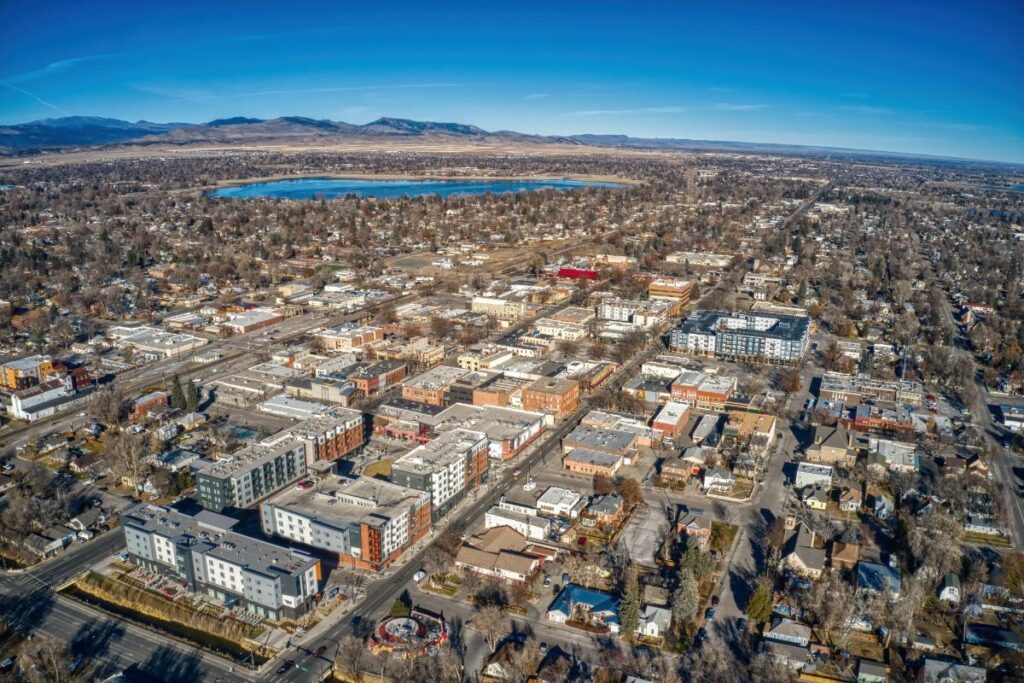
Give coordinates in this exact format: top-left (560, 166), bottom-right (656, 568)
top-left (1, 1), bottom-right (1022, 162)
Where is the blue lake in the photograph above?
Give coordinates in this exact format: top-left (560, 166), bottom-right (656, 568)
top-left (208, 176), bottom-right (624, 199)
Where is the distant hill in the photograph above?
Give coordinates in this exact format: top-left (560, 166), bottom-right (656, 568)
top-left (0, 114), bottom-right (1015, 168)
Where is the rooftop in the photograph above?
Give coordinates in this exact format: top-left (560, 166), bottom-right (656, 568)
top-left (264, 475), bottom-right (428, 527)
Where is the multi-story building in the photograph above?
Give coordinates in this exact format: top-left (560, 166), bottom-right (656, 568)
top-left (122, 504), bottom-right (320, 621)
top-left (533, 318), bottom-right (588, 341)
top-left (348, 360), bottom-right (407, 396)
top-left (1, 354), bottom-right (54, 390)
top-left (647, 277), bottom-right (695, 314)
top-left (390, 429), bottom-right (489, 517)
top-left (670, 370), bottom-right (737, 410)
top-left (819, 372), bottom-right (923, 407)
top-left (652, 401), bottom-right (691, 438)
top-left (263, 410), bottom-right (365, 464)
top-left (470, 296), bottom-right (527, 321)
top-left (314, 324), bottom-right (384, 352)
top-left (260, 475), bottom-right (431, 571)
top-left (447, 370), bottom-right (502, 406)
top-left (425, 403), bottom-right (546, 460)
top-left (401, 365), bottom-right (471, 406)
top-left (521, 376), bottom-right (580, 420)
top-left (456, 347), bottom-right (514, 372)
top-left (597, 298), bottom-right (671, 328)
top-left (196, 438), bottom-right (308, 512)
top-left (670, 310), bottom-right (809, 364)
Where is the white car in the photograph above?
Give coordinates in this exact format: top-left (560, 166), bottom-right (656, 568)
top-left (523, 480), bottom-right (537, 491)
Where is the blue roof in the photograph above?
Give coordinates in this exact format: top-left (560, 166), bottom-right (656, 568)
top-left (548, 584), bottom-right (620, 625)
top-left (857, 562), bottom-right (901, 594)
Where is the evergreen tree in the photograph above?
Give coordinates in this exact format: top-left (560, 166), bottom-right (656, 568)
top-left (185, 379), bottom-right (200, 412)
top-left (170, 374), bottom-right (186, 410)
top-left (670, 569), bottom-right (699, 636)
top-left (619, 565), bottom-right (641, 635)
top-left (746, 578), bottom-right (774, 625)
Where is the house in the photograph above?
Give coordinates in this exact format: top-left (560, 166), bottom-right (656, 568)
top-left (801, 485), bottom-right (829, 510)
top-left (922, 657), bottom-right (986, 682)
top-left (765, 617), bottom-right (811, 647)
top-left (761, 640), bottom-right (809, 670)
top-left (637, 605), bottom-right (672, 639)
top-left (782, 524), bottom-right (825, 579)
top-left (481, 640), bottom-right (538, 683)
top-left (839, 487), bottom-right (862, 512)
top-left (702, 467), bottom-right (735, 494)
top-left (939, 572), bottom-right (961, 604)
top-left (830, 542), bottom-right (860, 571)
top-left (964, 622), bottom-right (1022, 651)
top-left (857, 561), bottom-right (901, 597)
top-left (660, 455), bottom-right (697, 484)
top-left (856, 659), bottom-right (888, 683)
top-left (455, 526), bottom-right (543, 584)
top-left (547, 584), bottom-right (621, 633)
top-left (872, 493), bottom-right (894, 520)
top-left (678, 511), bottom-right (713, 549)
top-left (582, 494), bottom-right (624, 526)
top-left (805, 424), bottom-right (852, 465)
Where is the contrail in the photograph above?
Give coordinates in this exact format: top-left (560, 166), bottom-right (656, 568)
top-left (0, 80), bottom-right (69, 115)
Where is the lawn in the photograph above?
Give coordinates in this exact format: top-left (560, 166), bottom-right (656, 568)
top-left (710, 521), bottom-right (739, 554)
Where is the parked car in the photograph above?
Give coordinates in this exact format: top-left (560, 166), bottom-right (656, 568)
top-left (315, 645), bottom-right (327, 657)
top-left (277, 660), bottom-right (295, 674)
top-left (710, 595), bottom-right (720, 607)
top-left (704, 607), bottom-right (716, 621)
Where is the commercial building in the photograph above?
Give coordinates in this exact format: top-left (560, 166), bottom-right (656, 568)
top-left (670, 370), bottom-right (737, 410)
top-left (107, 326), bottom-right (208, 358)
top-left (425, 403), bottom-right (546, 460)
top-left (647, 277), bottom-right (695, 314)
top-left (196, 438), bottom-right (308, 512)
top-left (402, 365), bottom-right (471, 406)
top-left (536, 487), bottom-right (586, 518)
top-left (562, 423), bottom-right (638, 459)
top-left (563, 448), bottom-right (623, 477)
top-left (348, 360), bottom-right (407, 396)
top-left (314, 324), bottom-right (384, 352)
top-left (484, 506), bottom-right (550, 540)
top-left (819, 372), bottom-right (923, 407)
top-left (652, 401), bottom-right (691, 438)
top-left (391, 429), bottom-right (489, 517)
top-left (221, 307), bottom-right (283, 335)
top-left (597, 298), bottom-right (671, 328)
top-left (470, 296), bottom-right (527, 321)
top-left (260, 475), bottom-right (431, 571)
top-left (521, 376), bottom-right (580, 420)
top-left (670, 310), bottom-right (809, 364)
top-left (122, 504), bottom-right (320, 621)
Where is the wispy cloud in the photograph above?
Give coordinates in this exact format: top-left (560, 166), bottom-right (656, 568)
top-left (714, 103), bottom-right (771, 111)
top-left (0, 80), bottom-right (68, 114)
top-left (563, 105), bottom-right (691, 117)
top-left (837, 104), bottom-right (893, 115)
top-left (139, 82), bottom-right (465, 102)
top-left (4, 55), bottom-right (105, 84)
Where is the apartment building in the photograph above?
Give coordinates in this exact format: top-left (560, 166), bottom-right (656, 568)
top-left (348, 360), bottom-right (407, 396)
top-left (390, 429), bottom-right (490, 517)
top-left (597, 298), bottom-right (671, 328)
top-left (1, 354), bottom-right (54, 390)
top-left (521, 376), bottom-right (581, 420)
top-left (122, 504), bottom-right (320, 621)
top-left (402, 365), bottom-right (471, 406)
top-left (260, 475), bottom-right (431, 571)
top-left (670, 310), bottom-right (809, 364)
top-left (262, 410), bottom-right (365, 464)
top-left (196, 438), bottom-right (308, 512)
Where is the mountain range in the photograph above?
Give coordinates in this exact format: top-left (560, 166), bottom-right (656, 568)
top-left (0, 115), bottom-right (1009, 167)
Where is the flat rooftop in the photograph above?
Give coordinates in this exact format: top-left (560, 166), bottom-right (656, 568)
top-left (393, 428), bottom-right (487, 474)
top-left (404, 365), bottom-right (470, 391)
top-left (123, 503), bottom-right (316, 577)
top-left (200, 437), bottom-right (303, 480)
top-left (264, 475), bottom-right (427, 527)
